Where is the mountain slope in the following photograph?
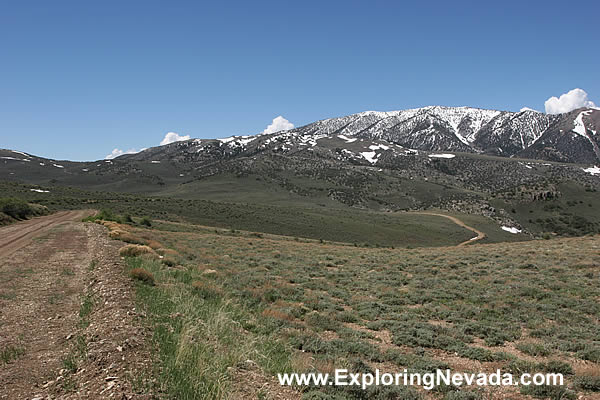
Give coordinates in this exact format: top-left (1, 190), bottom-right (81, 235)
top-left (120, 105), bottom-right (600, 164)
top-left (2, 104), bottom-right (600, 241)
top-left (265, 106), bottom-right (599, 161)
top-left (1, 105), bottom-right (599, 216)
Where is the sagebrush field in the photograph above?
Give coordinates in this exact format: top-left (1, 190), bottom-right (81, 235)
top-left (98, 216), bottom-right (600, 399)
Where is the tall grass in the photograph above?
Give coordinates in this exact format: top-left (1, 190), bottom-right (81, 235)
top-left (125, 256), bottom-right (294, 399)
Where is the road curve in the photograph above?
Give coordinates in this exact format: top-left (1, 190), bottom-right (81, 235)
top-left (0, 210), bottom-right (94, 257)
top-left (409, 212), bottom-right (486, 246)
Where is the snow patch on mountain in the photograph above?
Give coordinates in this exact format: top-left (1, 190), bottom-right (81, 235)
top-left (338, 135), bottom-right (357, 143)
top-left (573, 110), bottom-right (594, 144)
top-left (428, 153), bottom-right (456, 159)
top-left (217, 135), bottom-right (258, 148)
top-left (360, 151), bottom-right (379, 164)
top-left (369, 144), bottom-right (390, 151)
top-left (217, 137), bottom-right (236, 144)
top-left (582, 166), bottom-right (600, 176)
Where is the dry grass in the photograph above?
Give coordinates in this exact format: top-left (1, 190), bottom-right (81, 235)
top-left (97, 219), bottom-right (148, 245)
top-left (146, 239), bottom-right (164, 250)
top-left (156, 248), bottom-right (180, 257)
top-left (122, 222), bottom-right (600, 399)
top-left (97, 220), bottom-right (122, 230)
top-left (119, 244), bottom-right (157, 257)
top-left (109, 229), bottom-right (146, 244)
top-left (191, 281), bottom-right (223, 299)
top-left (161, 257), bottom-right (178, 267)
top-left (129, 268), bottom-right (155, 285)
top-left (261, 308), bottom-right (295, 322)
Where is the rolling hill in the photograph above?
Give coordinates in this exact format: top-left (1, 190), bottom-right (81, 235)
top-left (1, 106), bottom-right (599, 241)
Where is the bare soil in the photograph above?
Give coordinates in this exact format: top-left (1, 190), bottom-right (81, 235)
top-left (0, 213), bottom-right (153, 399)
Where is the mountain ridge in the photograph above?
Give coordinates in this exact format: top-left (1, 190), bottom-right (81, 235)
top-left (2, 104), bottom-right (600, 238)
top-left (123, 105), bottom-right (598, 164)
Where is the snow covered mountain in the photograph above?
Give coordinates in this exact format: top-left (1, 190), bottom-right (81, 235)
top-left (130, 105), bottom-right (599, 164)
top-left (291, 106), bottom-right (553, 155)
top-left (273, 105), bottom-right (600, 162)
top-left (2, 105), bottom-right (599, 216)
top-left (2, 107), bottom-right (599, 189)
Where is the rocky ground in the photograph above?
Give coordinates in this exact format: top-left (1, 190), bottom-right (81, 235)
top-left (0, 213), bottom-right (153, 399)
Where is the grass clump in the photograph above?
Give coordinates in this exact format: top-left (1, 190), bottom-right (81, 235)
top-left (156, 248), bottom-right (180, 257)
top-left (119, 244), bottom-right (157, 257)
top-left (0, 345), bottom-right (25, 364)
top-left (109, 229), bottom-right (147, 245)
top-left (78, 293), bottom-right (95, 328)
top-left (161, 257), bottom-right (177, 267)
top-left (191, 281), bottom-right (223, 299)
top-left (129, 268), bottom-right (155, 286)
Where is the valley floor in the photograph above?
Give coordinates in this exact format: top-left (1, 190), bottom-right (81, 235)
top-left (106, 217), bottom-right (600, 399)
top-left (2, 210), bottom-right (599, 399)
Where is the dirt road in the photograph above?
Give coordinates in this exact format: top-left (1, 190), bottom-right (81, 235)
top-left (0, 210), bottom-right (93, 257)
top-left (0, 212), bottom-right (151, 399)
top-left (411, 211), bottom-right (486, 246)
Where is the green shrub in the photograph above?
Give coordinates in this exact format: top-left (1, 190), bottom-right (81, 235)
top-left (519, 384), bottom-right (575, 399)
top-left (577, 346), bottom-right (600, 362)
top-left (336, 311), bottom-right (359, 323)
top-left (444, 390), bottom-right (483, 400)
top-left (575, 375), bottom-right (600, 391)
top-left (305, 312), bottom-right (341, 332)
top-left (543, 360), bottom-right (573, 375)
top-left (0, 198), bottom-right (46, 220)
top-left (517, 342), bottom-right (551, 357)
top-left (140, 216), bottom-right (152, 226)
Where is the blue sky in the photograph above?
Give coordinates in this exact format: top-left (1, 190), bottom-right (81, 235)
top-left (1, 0), bottom-right (598, 160)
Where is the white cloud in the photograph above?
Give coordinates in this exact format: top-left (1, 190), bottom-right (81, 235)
top-left (103, 130), bottom-right (189, 159)
top-left (262, 116), bottom-right (294, 134)
top-left (160, 132), bottom-right (191, 145)
top-left (544, 88), bottom-right (596, 114)
top-left (105, 148), bottom-right (139, 159)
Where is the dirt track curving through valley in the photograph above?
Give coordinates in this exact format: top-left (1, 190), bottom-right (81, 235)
top-left (410, 212), bottom-right (486, 246)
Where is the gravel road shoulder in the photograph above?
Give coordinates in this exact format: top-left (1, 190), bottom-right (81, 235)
top-left (0, 214), bottom-right (153, 399)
